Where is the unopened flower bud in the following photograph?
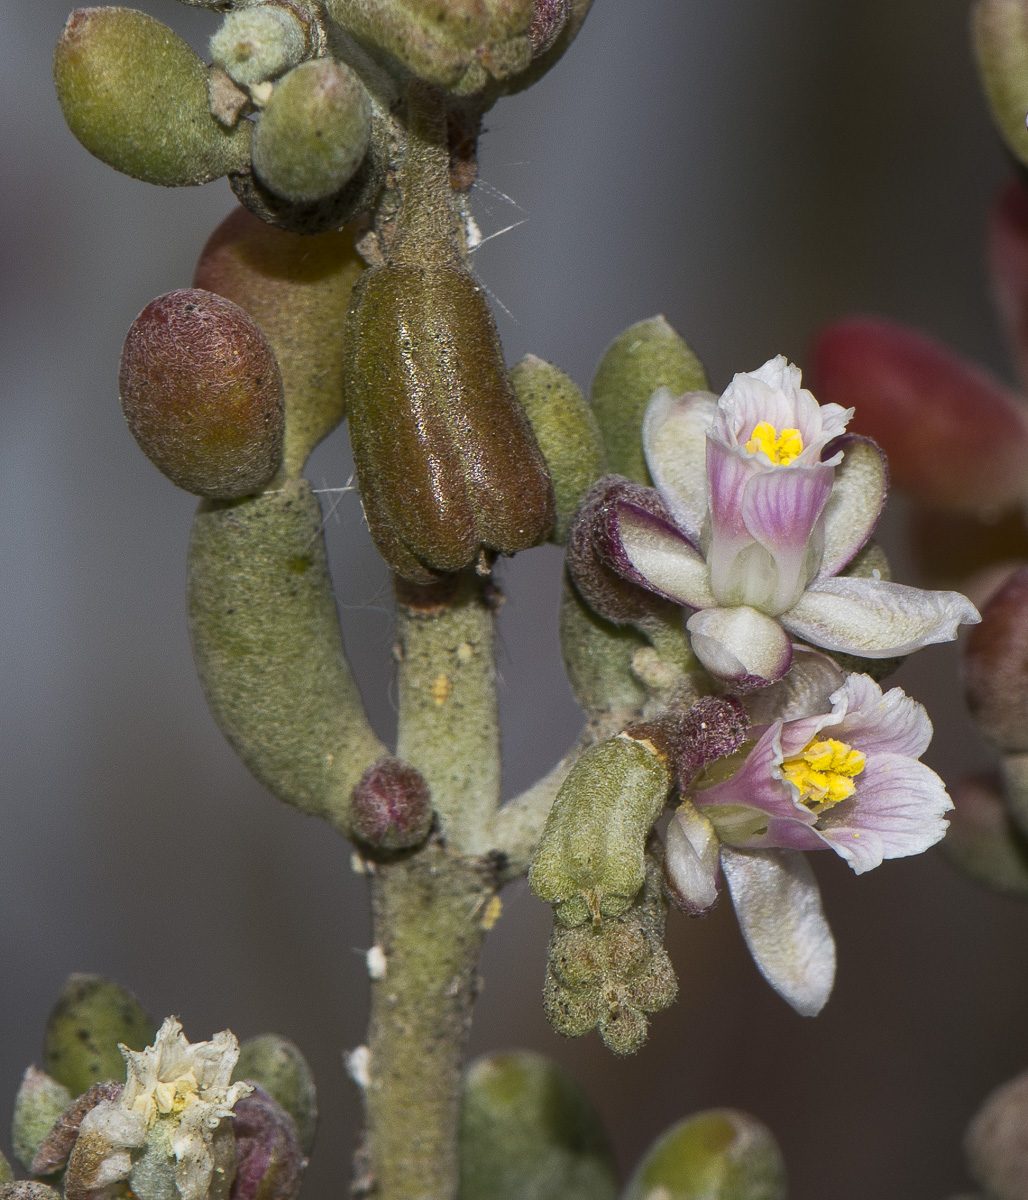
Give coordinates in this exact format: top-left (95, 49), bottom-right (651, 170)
top-left (510, 354), bottom-right (606, 543)
top-left (252, 60), bottom-right (372, 203)
top-left (530, 735), bottom-right (669, 926)
top-left (120, 289), bottom-right (285, 499)
top-left (811, 318), bottom-right (1028, 515)
top-left (623, 1109), bottom-right (787, 1200)
top-left (231, 1086), bottom-right (305, 1200)
top-left (965, 567), bottom-right (1028, 751)
top-left (589, 316), bottom-right (709, 485)
top-left (343, 262), bottom-right (554, 582)
top-left (526, 0), bottom-right (570, 54)
top-left (194, 207), bottom-right (364, 476)
top-left (210, 6), bottom-right (308, 89)
top-left (12, 1069), bottom-right (72, 1172)
top-left (54, 8), bottom-right (252, 186)
top-left (664, 800), bottom-right (722, 916)
top-left (974, 0), bottom-right (1028, 170)
top-left (459, 1052), bottom-right (617, 1200)
top-left (350, 757), bottom-right (433, 850)
top-left (233, 1036), bottom-right (318, 1158)
top-left (325, 0), bottom-right (534, 94)
top-left (43, 975), bottom-right (155, 1098)
top-left (966, 1068), bottom-right (1028, 1200)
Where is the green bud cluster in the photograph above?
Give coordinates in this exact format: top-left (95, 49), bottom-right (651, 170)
top-left (458, 1052), bottom-right (617, 1200)
top-left (530, 735), bottom-right (670, 925)
top-left (542, 850), bottom-right (677, 1055)
top-left (624, 1109), bottom-right (788, 1200)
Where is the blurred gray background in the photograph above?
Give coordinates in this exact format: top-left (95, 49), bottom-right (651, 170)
top-left (2, 1), bottom-right (1024, 1197)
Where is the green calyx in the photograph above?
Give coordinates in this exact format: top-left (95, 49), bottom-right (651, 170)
top-left (458, 1052), bottom-right (617, 1200)
top-left (511, 355), bottom-right (607, 544)
top-left (344, 261), bottom-right (554, 582)
top-left (543, 850), bottom-right (677, 1055)
top-left (590, 315), bottom-right (709, 485)
top-left (624, 1110), bottom-right (787, 1200)
top-left (234, 1034), bottom-right (319, 1156)
top-left (974, 0), bottom-right (1028, 169)
top-left (54, 7), bottom-right (252, 186)
top-left (193, 207), bottom-right (365, 478)
top-left (529, 735), bottom-right (669, 925)
top-left (43, 974), bottom-right (155, 1097)
top-left (252, 59), bottom-right (373, 203)
top-left (325, 0), bottom-right (534, 95)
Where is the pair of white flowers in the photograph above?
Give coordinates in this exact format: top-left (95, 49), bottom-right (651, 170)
top-left (569, 356), bottom-right (980, 1016)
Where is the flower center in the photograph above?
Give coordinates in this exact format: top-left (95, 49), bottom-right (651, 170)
top-left (780, 737), bottom-right (865, 812)
top-left (745, 421), bottom-right (804, 465)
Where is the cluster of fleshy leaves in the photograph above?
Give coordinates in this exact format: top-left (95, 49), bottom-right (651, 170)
top-left (537, 348), bottom-right (981, 1021)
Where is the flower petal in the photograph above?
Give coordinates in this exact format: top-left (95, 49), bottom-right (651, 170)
top-left (664, 801), bottom-right (721, 915)
top-left (780, 576), bottom-right (981, 657)
top-left (720, 846), bottom-right (836, 1017)
top-left (814, 753), bottom-right (953, 873)
top-left (616, 500), bottom-right (716, 609)
top-left (819, 436), bottom-right (888, 578)
top-left (829, 673), bottom-right (934, 759)
top-left (740, 462), bottom-right (834, 612)
top-left (643, 387), bottom-right (717, 542)
top-left (745, 647), bottom-right (847, 725)
top-left (706, 435), bottom-right (758, 597)
top-left (686, 606), bottom-right (793, 688)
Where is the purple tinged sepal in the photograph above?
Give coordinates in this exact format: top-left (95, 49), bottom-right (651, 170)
top-left (350, 757), bottom-right (434, 851)
top-left (686, 606), bottom-right (793, 689)
top-left (231, 1087), bottom-right (304, 1200)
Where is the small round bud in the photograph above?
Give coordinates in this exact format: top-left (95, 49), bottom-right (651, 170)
top-left (43, 974), bottom-right (155, 1098)
top-left (232, 1086), bottom-right (305, 1200)
top-left (252, 60), bottom-right (372, 203)
top-left (210, 6), bottom-right (308, 89)
top-left (965, 567), bottom-right (1028, 751)
top-left (234, 1036), bottom-right (318, 1156)
top-left (459, 1052), bottom-right (617, 1200)
top-left (624, 1110), bottom-right (787, 1200)
top-left (120, 289), bottom-right (285, 499)
top-left (967, 1069), bottom-right (1028, 1200)
top-left (54, 8), bottom-right (251, 186)
top-left (350, 757), bottom-right (433, 851)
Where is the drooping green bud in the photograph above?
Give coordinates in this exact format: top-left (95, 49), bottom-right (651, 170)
top-left (543, 849), bottom-right (677, 1055)
top-left (194, 207), bottom-right (364, 476)
top-left (344, 261), bottom-right (555, 581)
top-left (43, 975), bottom-right (155, 1098)
top-left (210, 5), bottom-right (309, 89)
top-left (252, 60), bottom-right (372, 203)
top-left (324, 0), bottom-right (534, 95)
top-left (11, 1068), bottom-right (72, 1172)
top-left (233, 1035), bottom-right (318, 1157)
top-left (558, 572), bottom-right (648, 719)
top-left (188, 479), bottom-right (384, 827)
top-left (941, 774), bottom-right (1028, 898)
top-left (511, 355), bottom-right (607, 543)
top-left (54, 8), bottom-right (252, 186)
top-left (120, 288), bottom-right (285, 499)
top-left (973, 0), bottom-right (1028, 170)
top-left (458, 1052), bottom-right (618, 1200)
top-left (966, 1068), bottom-right (1028, 1200)
top-left (590, 316), bottom-right (709, 484)
top-left (530, 734), bottom-right (670, 926)
top-left (623, 1110), bottom-right (788, 1200)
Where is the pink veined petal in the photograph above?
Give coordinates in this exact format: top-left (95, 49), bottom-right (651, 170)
top-left (697, 722), bottom-right (784, 807)
top-left (615, 501), bottom-right (715, 609)
top-left (813, 752), bottom-right (953, 874)
top-left (706, 437), bottom-right (760, 602)
top-left (829, 673), bottom-right (934, 759)
top-left (740, 461), bottom-right (834, 613)
top-left (720, 846), bottom-right (837, 1017)
top-left (818, 436), bottom-right (889, 579)
top-left (686, 605), bottom-right (793, 689)
top-left (780, 575), bottom-right (981, 657)
top-left (643, 388), bottom-right (717, 543)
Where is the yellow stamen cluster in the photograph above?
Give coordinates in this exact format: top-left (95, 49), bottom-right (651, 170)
top-left (745, 421), bottom-right (804, 465)
top-left (781, 737), bottom-right (866, 812)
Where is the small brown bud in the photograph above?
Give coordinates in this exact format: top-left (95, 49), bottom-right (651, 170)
top-left (119, 289), bottom-right (284, 499)
top-left (965, 567), bottom-right (1028, 751)
top-left (628, 695), bottom-right (749, 792)
top-left (31, 1083), bottom-right (123, 1177)
top-left (527, 0), bottom-right (569, 54)
top-left (350, 757), bottom-right (433, 851)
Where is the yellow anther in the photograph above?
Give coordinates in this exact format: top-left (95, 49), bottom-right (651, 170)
top-left (745, 421), bottom-right (804, 465)
top-left (781, 737), bottom-right (865, 812)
